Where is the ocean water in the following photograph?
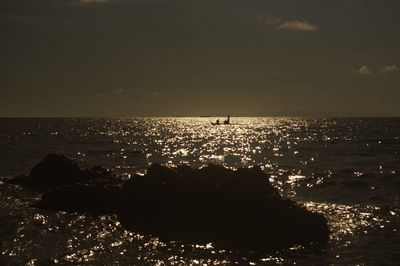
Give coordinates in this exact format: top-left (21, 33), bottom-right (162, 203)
top-left (0, 117), bottom-right (399, 265)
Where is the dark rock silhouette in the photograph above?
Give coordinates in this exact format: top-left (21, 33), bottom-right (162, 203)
top-left (39, 185), bottom-right (121, 214)
top-left (16, 154), bottom-right (330, 251)
top-left (118, 164), bottom-right (329, 250)
top-left (11, 154), bottom-right (115, 190)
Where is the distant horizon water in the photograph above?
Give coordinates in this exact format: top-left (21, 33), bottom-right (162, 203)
top-left (1, 115), bottom-right (400, 118)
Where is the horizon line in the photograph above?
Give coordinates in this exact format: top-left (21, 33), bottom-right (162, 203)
top-left (0, 115), bottom-right (399, 119)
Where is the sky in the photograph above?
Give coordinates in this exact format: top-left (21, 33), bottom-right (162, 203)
top-left (1, 0), bottom-right (399, 117)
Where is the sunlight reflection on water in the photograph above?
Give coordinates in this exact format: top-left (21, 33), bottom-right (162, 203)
top-left (1, 117), bottom-right (400, 264)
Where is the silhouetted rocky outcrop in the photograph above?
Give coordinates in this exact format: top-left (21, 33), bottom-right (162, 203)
top-left (11, 154), bottom-right (114, 190)
top-left (117, 164), bottom-right (329, 250)
top-left (14, 154), bottom-right (330, 251)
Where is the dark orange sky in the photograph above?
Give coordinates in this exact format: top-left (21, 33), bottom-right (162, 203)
top-left (1, 0), bottom-right (399, 117)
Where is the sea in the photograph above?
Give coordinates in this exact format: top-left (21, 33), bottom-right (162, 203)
top-left (0, 117), bottom-right (399, 265)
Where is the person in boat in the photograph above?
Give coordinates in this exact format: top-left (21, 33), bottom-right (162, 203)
top-left (224, 116), bottom-right (230, 124)
top-left (216, 119), bottom-right (220, 125)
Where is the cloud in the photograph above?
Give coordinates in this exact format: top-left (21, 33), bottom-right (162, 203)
top-left (260, 17), bottom-right (282, 26)
top-left (261, 17), bottom-right (319, 32)
top-left (72, 0), bottom-right (110, 5)
top-left (380, 64), bottom-right (399, 74)
top-left (96, 89), bottom-right (124, 97)
top-left (355, 65), bottom-right (372, 75)
top-left (277, 20), bottom-right (319, 31)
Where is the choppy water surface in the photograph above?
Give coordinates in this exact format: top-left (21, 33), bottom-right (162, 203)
top-left (1, 118), bottom-right (400, 265)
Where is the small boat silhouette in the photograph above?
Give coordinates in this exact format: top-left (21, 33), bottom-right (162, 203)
top-left (211, 116), bottom-right (231, 125)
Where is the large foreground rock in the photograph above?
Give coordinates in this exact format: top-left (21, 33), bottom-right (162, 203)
top-left (117, 164), bottom-right (330, 250)
top-left (16, 154), bottom-right (330, 251)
